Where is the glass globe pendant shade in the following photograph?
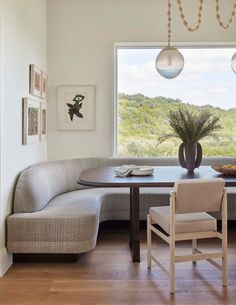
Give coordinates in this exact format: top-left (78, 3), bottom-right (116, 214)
top-left (155, 46), bottom-right (184, 79)
top-left (231, 52), bottom-right (236, 73)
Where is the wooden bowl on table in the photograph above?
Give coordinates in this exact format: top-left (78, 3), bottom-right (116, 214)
top-left (211, 164), bottom-right (236, 176)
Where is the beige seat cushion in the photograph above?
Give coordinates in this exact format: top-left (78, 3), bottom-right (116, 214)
top-left (150, 206), bottom-right (217, 234)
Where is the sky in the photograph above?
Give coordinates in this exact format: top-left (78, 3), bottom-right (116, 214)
top-left (117, 48), bottom-right (236, 110)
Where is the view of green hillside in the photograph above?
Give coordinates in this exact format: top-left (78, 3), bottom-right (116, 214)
top-left (118, 93), bottom-right (236, 157)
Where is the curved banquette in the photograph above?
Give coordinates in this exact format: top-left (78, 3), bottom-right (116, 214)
top-left (7, 157), bottom-right (236, 254)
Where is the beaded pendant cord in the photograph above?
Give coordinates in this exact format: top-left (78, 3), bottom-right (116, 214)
top-left (176, 0), bottom-right (203, 32)
top-left (176, 0), bottom-right (236, 31)
top-left (215, 0), bottom-right (236, 29)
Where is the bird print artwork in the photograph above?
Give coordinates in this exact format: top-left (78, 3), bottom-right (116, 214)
top-left (66, 94), bottom-right (85, 121)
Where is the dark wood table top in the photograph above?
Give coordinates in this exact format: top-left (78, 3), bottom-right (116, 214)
top-left (78, 166), bottom-right (236, 188)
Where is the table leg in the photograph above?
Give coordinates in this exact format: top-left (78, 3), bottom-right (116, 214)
top-left (129, 187), bottom-right (133, 248)
top-left (129, 187), bottom-right (140, 262)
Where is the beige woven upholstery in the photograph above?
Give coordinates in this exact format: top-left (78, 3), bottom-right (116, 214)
top-left (150, 206), bottom-right (216, 234)
top-left (147, 178), bottom-right (227, 294)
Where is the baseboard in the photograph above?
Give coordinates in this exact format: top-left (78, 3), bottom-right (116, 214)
top-left (0, 247), bottom-right (12, 277)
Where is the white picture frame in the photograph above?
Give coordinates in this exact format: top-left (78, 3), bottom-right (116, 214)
top-left (57, 85), bottom-right (95, 130)
top-left (40, 101), bottom-right (47, 141)
top-left (22, 98), bottom-right (40, 145)
top-left (29, 64), bottom-right (42, 98)
top-left (41, 71), bottom-right (47, 99)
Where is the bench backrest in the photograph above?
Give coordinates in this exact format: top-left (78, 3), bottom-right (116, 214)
top-left (14, 158), bottom-right (107, 213)
top-left (13, 157), bottom-right (236, 213)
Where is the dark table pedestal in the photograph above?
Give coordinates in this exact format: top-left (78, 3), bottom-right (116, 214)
top-left (129, 187), bottom-right (140, 262)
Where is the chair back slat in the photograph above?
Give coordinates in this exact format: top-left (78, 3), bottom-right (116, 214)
top-left (174, 178), bottom-right (225, 214)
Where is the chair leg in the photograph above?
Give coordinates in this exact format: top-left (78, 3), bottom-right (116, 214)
top-left (147, 215), bottom-right (152, 269)
top-left (192, 239), bottom-right (197, 264)
top-left (222, 189), bottom-right (227, 287)
top-left (222, 231), bottom-right (227, 287)
top-left (169, 238), bottom-right (175, 294)
top-left (222, 256), bottom-right (227, 287)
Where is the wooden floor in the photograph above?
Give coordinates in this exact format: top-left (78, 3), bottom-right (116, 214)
top-left (0, 228), bottom-right (236, 305)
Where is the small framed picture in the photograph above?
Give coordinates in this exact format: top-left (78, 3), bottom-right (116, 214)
top-left (57, 85), bottom-right (95, 130)
top-left (41, 71), bottom-right (47, 99)
top-left (29, 64), bottom-right (41, 98)
top-left (40, 101), bottom-right (47, 141)
top-left (22, 98), bottom-right (40, 145)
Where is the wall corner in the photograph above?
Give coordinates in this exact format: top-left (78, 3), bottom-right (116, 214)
top-left (0, 247), bottom-right (12, 277)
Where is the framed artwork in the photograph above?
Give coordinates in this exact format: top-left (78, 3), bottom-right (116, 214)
top-left (29, 64), bottom-right (41, 98)
top-left (41, 71), bottom-right (47, 99)
top-left (22, 98), bottom-right (40, 145)
top-left (57, 85), bottom-right (95, 130)
top-left (40, 101), bottom-right (47, 141)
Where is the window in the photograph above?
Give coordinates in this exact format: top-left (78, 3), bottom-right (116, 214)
top-left (116, 46), bottom-right (236, 157)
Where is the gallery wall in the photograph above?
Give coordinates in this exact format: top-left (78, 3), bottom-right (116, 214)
top-left (0, 0), bottom-right (47, 276)
top-left (47, 0), bottom-right (236, 161)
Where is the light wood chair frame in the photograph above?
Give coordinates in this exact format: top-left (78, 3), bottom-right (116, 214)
top-left (147, 188), bottom-right (227, 294)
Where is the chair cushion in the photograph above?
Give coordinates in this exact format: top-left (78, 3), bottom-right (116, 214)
top-left (150, 206), bottom-right (217, 234)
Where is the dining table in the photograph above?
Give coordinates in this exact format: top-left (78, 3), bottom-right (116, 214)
top-left (78, 165), bottom-right (236, 262)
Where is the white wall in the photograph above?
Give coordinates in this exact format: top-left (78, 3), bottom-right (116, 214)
top-left (0, 0), bottom-right (47, 276)
top-left (47, 0), bottom-right (236, 161)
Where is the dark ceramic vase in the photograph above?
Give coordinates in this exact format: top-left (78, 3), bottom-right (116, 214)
top-left (178, 143), bottom-right (202, 173)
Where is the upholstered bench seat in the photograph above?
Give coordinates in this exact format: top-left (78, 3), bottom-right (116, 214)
top-left (7, 189), bottom-right (102, 253)
top-left (7, 187), bottom-right (172, 253)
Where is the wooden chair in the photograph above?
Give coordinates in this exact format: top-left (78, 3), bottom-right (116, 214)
top-left (147, 178), bottom-right (227, 294)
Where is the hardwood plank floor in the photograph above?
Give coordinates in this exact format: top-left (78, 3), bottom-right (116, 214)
top-left (0, 228), bottom-right (236, 305)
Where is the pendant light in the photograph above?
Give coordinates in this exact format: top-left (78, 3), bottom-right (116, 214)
top-left (156, 0), bottom-right (236, 79)
top-left (232, 52), bottom-right (236, 73)
top-left (155, 0), bottom-right (184, 79)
